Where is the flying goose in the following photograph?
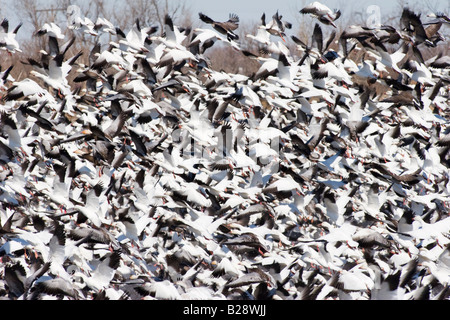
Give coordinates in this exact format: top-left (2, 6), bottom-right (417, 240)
top-left (264, 11), bottom-right (292, 41)
top-left (190, 27), bottom-right (240, 53)
top-left (28, 40), bottom-right (83, 96)
top-left (66, 5), bottom-right (97, 36)
top-left (400, 7), bottom-right (433, 45)
top-left (198, 12), bottom-right (240, 41)
top-left (0, 6), bottom-right (449, 301)
top-left (29, 277), bottom-right (80, 300)
top-left (300, 1), bottom-right (342, 28)
top-left (427, 52), bottom-right (450, 69)
top-left (36, 22), bottom-right (65, 39)
top-left (0, 18), bottom-right (22, 53)
top-left (159, 14), bottom-right (189, 50)
top-left (246, 13), bottom-right (271, 45)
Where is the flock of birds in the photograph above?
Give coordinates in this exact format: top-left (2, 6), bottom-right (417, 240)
top-left (0, 2), bottom-right (449, 300)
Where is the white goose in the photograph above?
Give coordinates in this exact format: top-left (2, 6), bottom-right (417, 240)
top-left (402, 59), bottom-right (435, 86)
top-left (353, 57), bottom-right (379, 81)
top-left (66, 5), bottom-right (97, 36)
top-left (36, 22), bottom-right (65, 39)
top-left (5, 78), bottom-right (54, 103)
top-left (74, 189), bottom-right (110, 228)
top-left (0, 18), bottom-right (22, 53)
top-left (246, 13), bottom-right (271, 45)
top-left (158, 14), bottom-right (189, 50)
top-left (300, 2), bottom-right (342, 28)
top-left (94, 17), bottom-right (117, 35)
top-left (267, 53), bottom-right (300, 91)
top-left (30, 50), bottom-right (83, 96)
top-left (367, 42), bottom-right (407, 75)
top-left (190, 27), bottom-right (240, 53)
top-left (73, 252), bottom-right (121, 292)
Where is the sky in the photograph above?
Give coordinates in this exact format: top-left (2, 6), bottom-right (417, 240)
top-left (177, 0), bottom-right (447, 25)
top-left (1, 0), bottom-right (449, 39)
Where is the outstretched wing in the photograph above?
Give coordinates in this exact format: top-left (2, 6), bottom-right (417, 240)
top-left (228, 13), bottom-right (239, 24)
top-left (199, 12), bottom-right (215, 25)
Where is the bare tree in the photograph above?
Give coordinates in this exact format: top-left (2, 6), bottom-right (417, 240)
top-left (116, 0), bottom-right (187, 29)
top-left (206, 45), bottom-right (259, 76)
top-left (1, 0), bottom-right (190, 79)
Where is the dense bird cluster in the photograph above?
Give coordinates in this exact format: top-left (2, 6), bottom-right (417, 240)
top-left (0, 2), bottom-right (449, 300)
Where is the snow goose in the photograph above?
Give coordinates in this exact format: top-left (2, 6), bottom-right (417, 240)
top-left (35, 22), bottom-right (65, 39)
top-left (144, 280), bottom-right (181, 300)
top-left (316, 222), bottom-right (359, 249)
top-left (262, 175), bottom-right (302, 197)
top-left (29, 277), bottom-right (81, 300)
top-left (367, 41), bottom-right (408, 75)
top-left (300, 2), bottom-right (342, 28)
top-left (310, 22), bottom-right (336, 59)
top-left (66, 5), bottom-right (97, 36)
top-left (426, 245), bottom-right (450, 286)
top-left (45, 221), bottom-right (74, 281)
top-left (312, 58), bottom-right (353, 86)
top-left (335, 262), bottom-right (375, 294)
top-left (0, 18), bottom-right (22, 53)
top-left (212, 256), bottom-right (243, 279)
top-left (118, 19), bottom-right (152, 53)
top-left (352, 54), bottom-right (379, 82)
top-left (314, 189), bottom-right (350, 226)
top-left (67, 225), bottom-right (121, 252)
top-left (0, 64), bottom-right (13, 90)
top-left (246, 13), bottom-right (271, 45)
top-left (0, 111), bottom-right (36, 156)
top-left (2, 261), bottom-right (29, 298)
top-left (403, 214), bottom-right (450, 242)
top-left (4, 78), bottom-right (53, 102)
top-left (29, 49), bottom-right (83, 96)
top-left (190, 27), bottom-right (239, 53)
top-left (93, 17), bottom-right (117, 35)
top-left (352, 228), bottom-right (391, 249)
top-left (6, 260), bottom-right (50, 300)
top-left (158, 14), bottom-right (189, 50)
top-left (426, 11), bottom-right (450, 24)
top-left (0, 8), bottom-right (448, 301)
top-left (72, 189), bottom-right (110, 228)
top-left (402, 59), bottom-right (435, 86)
top-left (223, 267), bottom-right (275, 290)
top-left (267, 53), bottom-right (300, 91)
top-left (370, 270), bottom-right (408, 300)
top-left (172, 180), bottom-right (212, 208)
top-left (90, 46), bottom-right (129, 75)
top-left (242, 50), bottom-right (279, 81)
top-left (75, 251), bottom-right (121, 292)
top-left (8, 224), bottom-right (56, 264)
top-left (198, 12), bottom-right (239, 41)
top-left (264, 11), bottom-right (292, 42)
top-left (222, 231), bottom-right (270, 256)
top-left (155, 47), bottom-right (198, 73)
top-left (427, 52), bottom-right (450, 69)
top-left (340, 24), bottom-right (375, 42)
